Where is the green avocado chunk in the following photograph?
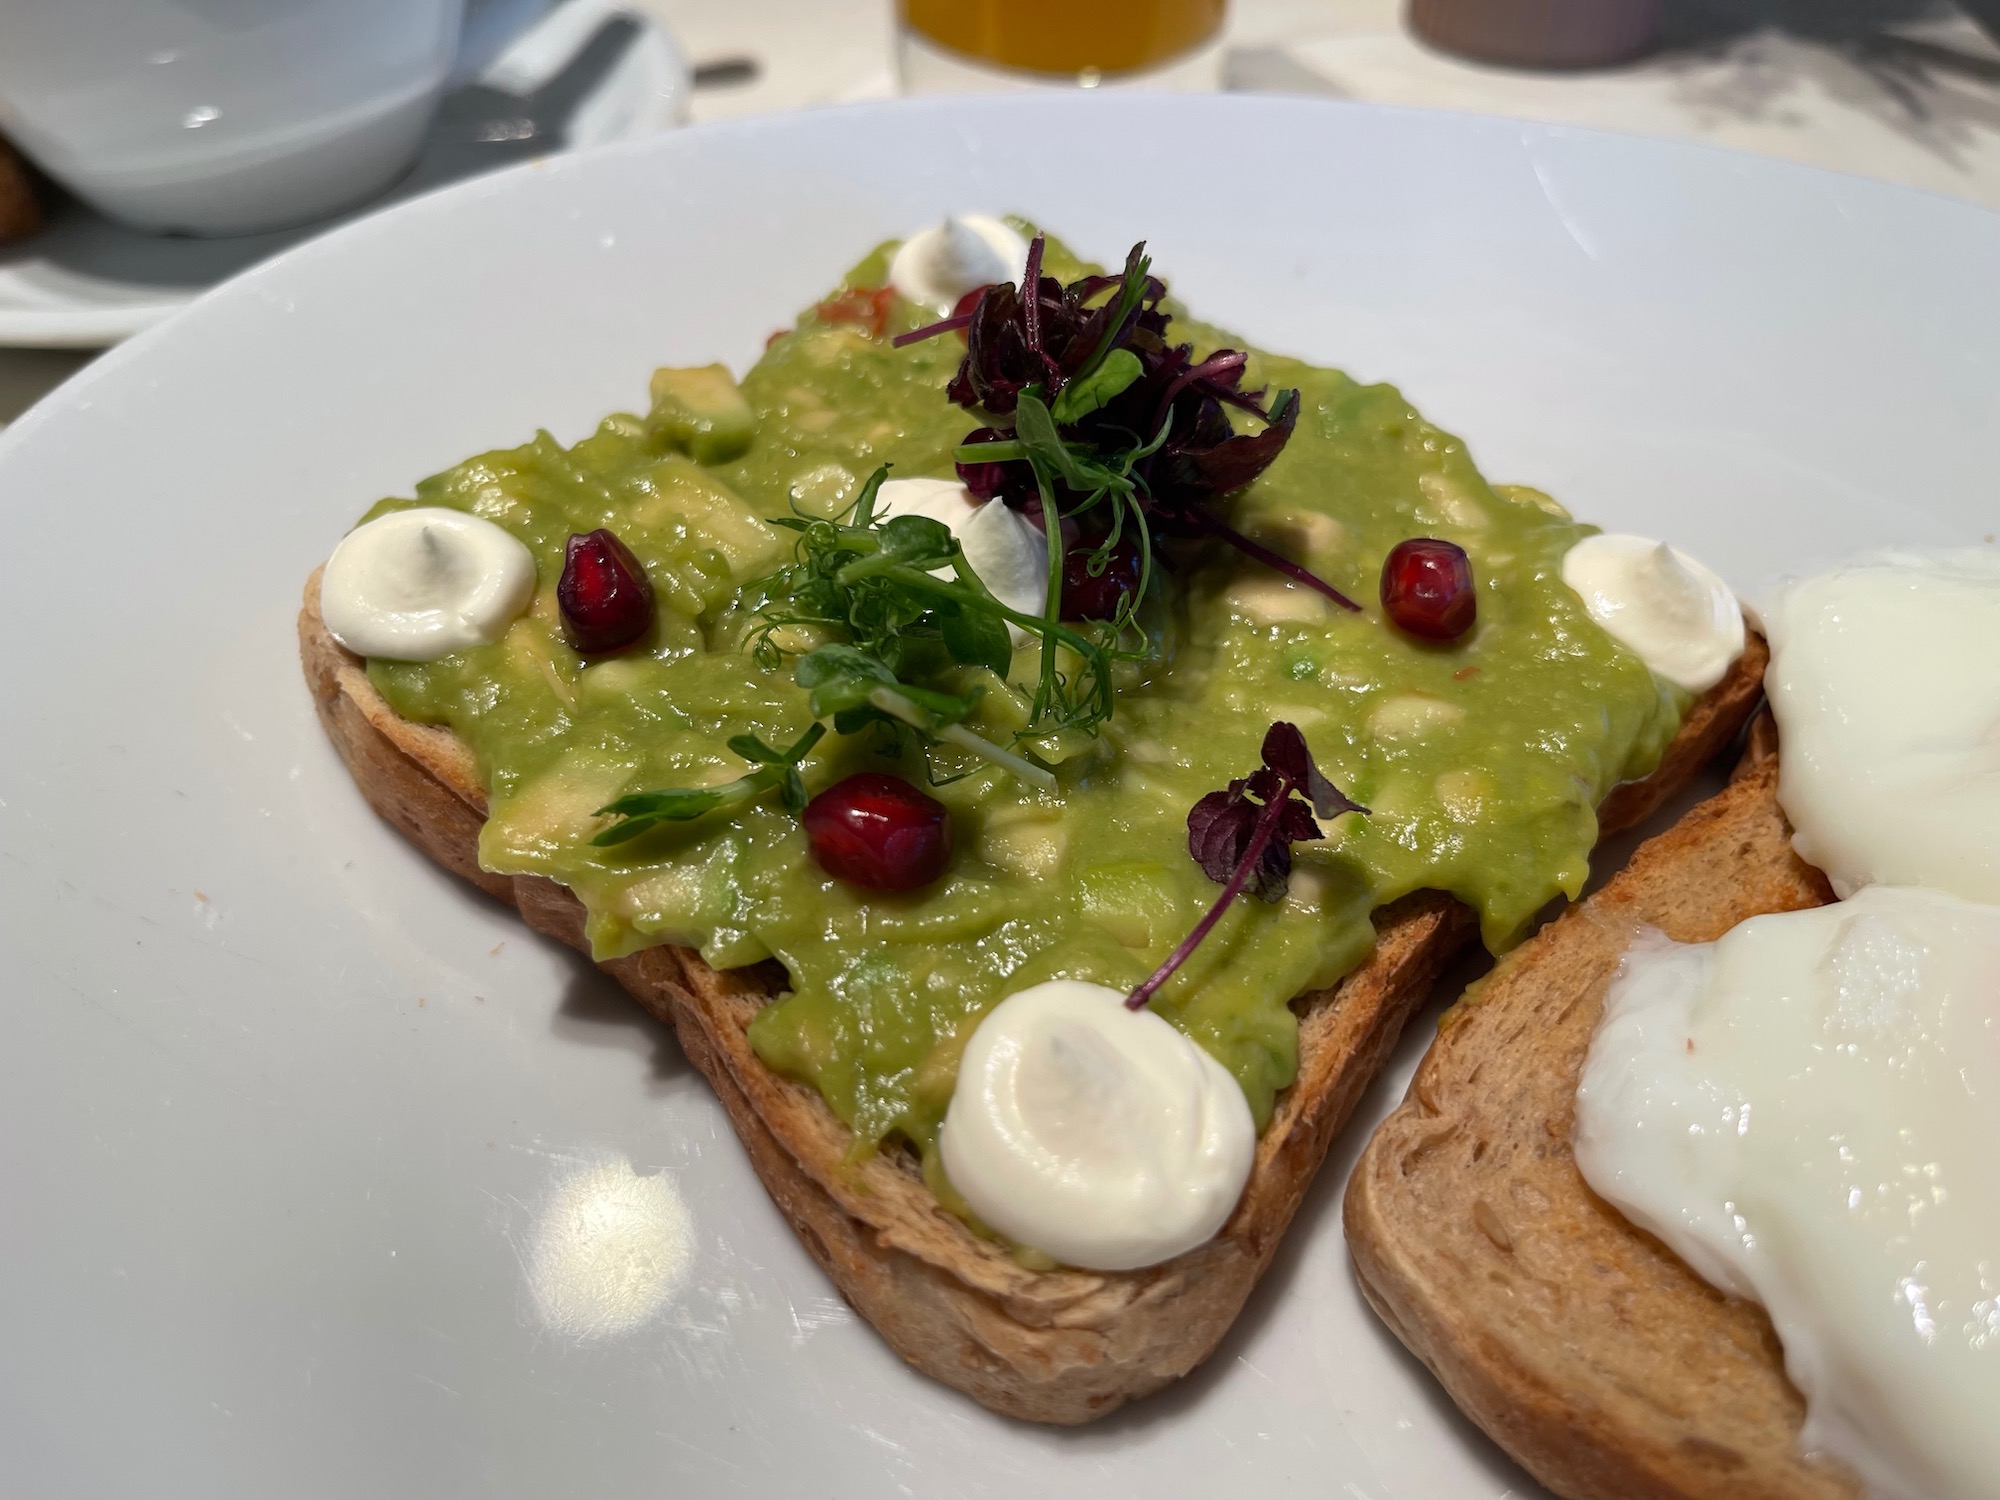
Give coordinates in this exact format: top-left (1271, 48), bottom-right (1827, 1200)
top-left (646, 362), bottom-right (756, 465)
top-left (364, 233), bottom-right (1683, 1153)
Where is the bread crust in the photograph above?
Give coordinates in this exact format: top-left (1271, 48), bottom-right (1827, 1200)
top-left (1344, 728), bottom-right (1858, 1498)
top-left (300, 569), bottom-right (1765, 1424)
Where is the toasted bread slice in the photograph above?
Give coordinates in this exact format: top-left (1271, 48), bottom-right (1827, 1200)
top-left (300, 570), bottom-right (1765, 1423)
top-left (1344, 727), bottom-right (1855, 1498)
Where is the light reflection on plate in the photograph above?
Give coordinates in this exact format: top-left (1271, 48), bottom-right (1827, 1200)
top-left (527, 1153), bottom-right (695, 1339)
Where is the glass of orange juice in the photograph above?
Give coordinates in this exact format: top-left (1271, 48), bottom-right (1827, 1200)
top-left (897, 0), bottom-right (1229, 94)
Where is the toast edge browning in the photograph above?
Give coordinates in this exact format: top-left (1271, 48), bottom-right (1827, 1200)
top-left (1344, 740), bottom-right (1861, 1499)
top-left (299, 569), bottom-right (1765, 1425)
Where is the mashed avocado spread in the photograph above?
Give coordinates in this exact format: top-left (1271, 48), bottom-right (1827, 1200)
top-left (363, 233), bottom-right (1683, 1152)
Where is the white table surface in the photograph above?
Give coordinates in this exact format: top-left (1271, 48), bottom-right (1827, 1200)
top-left (4, 0), bottom-right (1998, 423)
top-left (651, 0), bottom-right (2000, 212)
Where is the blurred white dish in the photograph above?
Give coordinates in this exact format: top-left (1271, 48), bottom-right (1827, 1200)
top-left (0, 95), bottom-right (1993, 1500)
top-left (0, 0), bottom-right (688, 349)
top-left (0, 0), bottom-right (465, 237)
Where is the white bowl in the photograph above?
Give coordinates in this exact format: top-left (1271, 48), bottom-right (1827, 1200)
top-left (0, 0), bottom-right (464, 235)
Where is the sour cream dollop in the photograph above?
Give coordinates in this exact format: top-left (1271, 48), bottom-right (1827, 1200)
top-left (320, 507), bottom-right (537, 661)
top-left (1576, 888), bottom-right (2000, 1500)
top-left (1560, 533), bottom-right (1745, 692)
top-left (888, 215), bottom-right (1029, 315)
top-left (1764, 549), bottom-right (2000, 903)
top-left (873, 476), bottom-right (1046, 646)
top-left (939, 980), bottom-right (1256, 1271)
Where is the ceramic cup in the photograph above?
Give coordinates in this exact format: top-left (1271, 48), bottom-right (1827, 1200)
top-left (0, 0), bottom-right (465, 236)
top-left (1409, 0), bottom-right (1661, 69)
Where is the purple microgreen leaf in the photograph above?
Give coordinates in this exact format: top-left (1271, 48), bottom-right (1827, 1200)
top-left (1155, 385), bottom-right (1299, 499)
top-left (1152, 348), bottom-right (1250, 433)
top-left (1255, 720), bottom-right (1364, 822)
top-left (1242, 761), bottom-right (1287, 805)
top-left (1187, 785), bottom-right (1251, 883)
top-left (1245, 834), bottom-right (1295, 905)
top-left (953, 281), bottom-right (1033, 414)
top-left (891, 311), bottom-right (975, 348)
top-left (1125, 788), bottom-right (1292, 1012)
top-left (1127, 723), bottom-right (1366, 1010)
top-left (1257, 721), bottom-right (1311, 780)
top-left (1020, 234), bottom-right (1046, 363)
top-left (1277, 796), bottom-right (1324, 848)
top-left (1188, 508), bottom-right (1362, 612)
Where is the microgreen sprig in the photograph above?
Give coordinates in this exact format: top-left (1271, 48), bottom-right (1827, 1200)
top-left (1126, 722), bottom-right (1366, 1011)
top-left (915, 237), bottom-right (1362, 621)
top-left (750, 464), bottom-right (1131, 779)
top-left (791, 643), bottom-right (1056, 792)
top-left (592, 722), bottom-right (827, 846)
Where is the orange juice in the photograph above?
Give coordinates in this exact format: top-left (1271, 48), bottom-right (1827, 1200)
top-left (898, 0), bottom-right (1227, 80)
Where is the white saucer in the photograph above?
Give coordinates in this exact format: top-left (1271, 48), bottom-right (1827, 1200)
top-left (0, 0), bottom-right (689, 349)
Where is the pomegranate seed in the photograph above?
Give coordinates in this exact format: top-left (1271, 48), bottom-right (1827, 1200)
top-left (802, 773), bottom-right (952, 892)
top-left (558, 529), bottom-right (655, 653)
top-left (1061, 537), bottom-right (1143, 621)
top-left (1380, 538), bottom-right (1476, 641)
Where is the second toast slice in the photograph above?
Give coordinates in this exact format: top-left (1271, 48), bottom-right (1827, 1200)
top-left (1344, 730), bottom-right (1854, 1499)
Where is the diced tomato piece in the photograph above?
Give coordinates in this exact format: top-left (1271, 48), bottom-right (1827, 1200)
top-left (813, 285), bottom-right (896, 339)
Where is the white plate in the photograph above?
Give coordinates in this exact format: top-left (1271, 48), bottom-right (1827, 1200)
top-left (0, 96), bottom-right (1994, 1499)
top-left (0, 0), bottom-right (689, 350)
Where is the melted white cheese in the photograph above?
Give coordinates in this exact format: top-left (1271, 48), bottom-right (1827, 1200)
top-left (888, 215), bottom-right (1028, 314)
top-left (938, 980), bottom-right (1256, 1271)
top-left (1764, 549), bottom-right (2000, 903)
top-left (872, 476), bottom-right (1047, 645)
top-left (319, 507), bottom-right (537, 661)
top-left (1560, 532), bottom-right (1745, 692)
top-left (1576, 888), bottom-right (2000, 1500)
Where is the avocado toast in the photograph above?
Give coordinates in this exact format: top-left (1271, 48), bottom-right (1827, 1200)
top-left (300, 582), bottom-right (1762, 1422)
top-left (301, 229), bottom-right (1767, 1421)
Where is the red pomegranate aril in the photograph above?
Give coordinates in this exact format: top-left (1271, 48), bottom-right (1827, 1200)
top-left (1060, 538), bottom-right (1144, 621)
top-left (1381, 537), bottom-right (1476, 642)
top-left (558, 529), bottom-right (655, 653)
top-left (802, 773), bottom-right (952, 892)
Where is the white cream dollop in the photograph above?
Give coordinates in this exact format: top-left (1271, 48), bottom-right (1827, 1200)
top-left (938, 980), bottom-right (1256, 1271)
top-left (319, 507), bottom-right (537, 661)
top-left (873, 476), bottom-right (1047, 647)
top-left (1560, 533), bottom-right (1745, 692)
top-left (888, 215), bottom-right (1029, 315)
top-left (1764, 549), bottom-right (2000, 904)
top-left (1575, 888), bottom-right (2000, 1500)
